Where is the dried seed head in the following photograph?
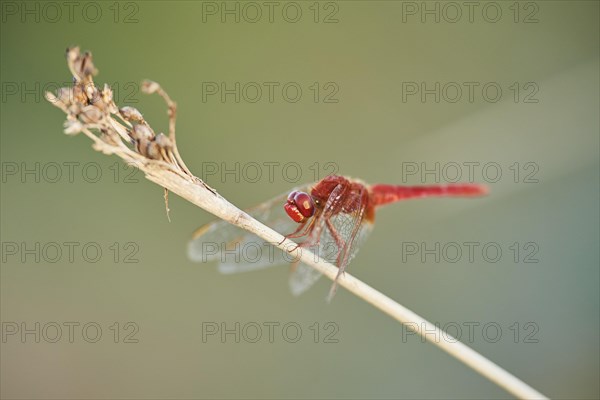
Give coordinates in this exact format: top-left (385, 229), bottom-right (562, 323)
top-left (51, 46), bottom-right (196, 186)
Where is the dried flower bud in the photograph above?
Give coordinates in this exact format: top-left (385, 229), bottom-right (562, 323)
top-left (120, 106), bottom-right (145, 123)
top-left (145, 140), bottom-right (162, 160)
top-left (66, 103), bottom-right (80, 116)
top-left (132, 124), bottom-right (154, 141)
top-left (154, 133), bottom-right (172, 149)
top-left (56, 87), bottom-right (74, 105)
top-left (141, 80), bottom-right (160, 94)
top-left (134, 136), bottom-right (147, 154)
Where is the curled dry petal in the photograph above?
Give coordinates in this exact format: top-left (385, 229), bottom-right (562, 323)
top-left (46, 87), bottom-right (73, 109)
top-left (101, 84), bottom-right (114, 104)
top-left (64, 119), bottom-right (83, 135)
top-left (108, 118), bottom-right (134, 144)
top-left (45, 91), bottom-right (58, 104)
top-left (57, 87), bottom-right (74, 105)
top-left (107, 102), bottom-right (119, 115)
top-left (85, 82), bottom-right (99, 103)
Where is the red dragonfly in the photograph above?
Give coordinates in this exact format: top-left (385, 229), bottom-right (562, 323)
top-left (188, 175), bottom-right (487, 298)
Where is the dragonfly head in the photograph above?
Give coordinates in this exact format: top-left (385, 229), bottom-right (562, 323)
top-left (284, 191), bottom-right (315, 223)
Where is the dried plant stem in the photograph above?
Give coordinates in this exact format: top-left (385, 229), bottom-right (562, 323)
top-left (48, 47), bottom-right (547, 400)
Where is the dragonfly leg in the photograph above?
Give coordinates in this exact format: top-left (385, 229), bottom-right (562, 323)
top-left (288, 218), bottom-right (316, 239)
top-left (285, 242), bottom-right (299, 252)
top-left (278, 225), bottom-right (301, 245)
top-left (286, 239), bottom-right (314, 270)
top-left (278, 217), bottom-right (316, 246)
top-left (326, 219), bottom-right (346, 268)
top-left (280, 230), bottom-right (314, 252)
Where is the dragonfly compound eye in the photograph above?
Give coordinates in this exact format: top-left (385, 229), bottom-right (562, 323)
top-left (284, 191), bottom-right (315, 223)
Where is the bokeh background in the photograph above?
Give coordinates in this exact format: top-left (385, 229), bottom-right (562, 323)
top-left (1, 1), bottom-right (598, 399)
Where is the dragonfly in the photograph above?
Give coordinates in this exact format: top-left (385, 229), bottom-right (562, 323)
top-left (188, 175), bottom-right (487, 299)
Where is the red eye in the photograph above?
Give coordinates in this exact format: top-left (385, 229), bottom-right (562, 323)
top-left (292, 192), bottom-right (315, 218)
top-left (284, 191), bottom-right (315, 223)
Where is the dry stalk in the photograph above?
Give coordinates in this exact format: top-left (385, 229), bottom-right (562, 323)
top-left (46, 47), bottom-right (548, 400)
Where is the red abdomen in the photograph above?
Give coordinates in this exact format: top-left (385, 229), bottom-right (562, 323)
top-left (369, 184), bottom-right (488, 207)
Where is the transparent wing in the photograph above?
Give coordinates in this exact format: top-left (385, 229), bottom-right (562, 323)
top-left (187, 185), bottom-right (311, 274)
top-left (289, 263), bottom-right (323, 296)
top-left (288, 221), bottom-right (374, 296)
top-left (333, 188), bottom-right (373, 273)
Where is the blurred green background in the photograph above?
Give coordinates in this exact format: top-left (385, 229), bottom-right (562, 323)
top-left (1, 1), bottom-right (598, 399)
